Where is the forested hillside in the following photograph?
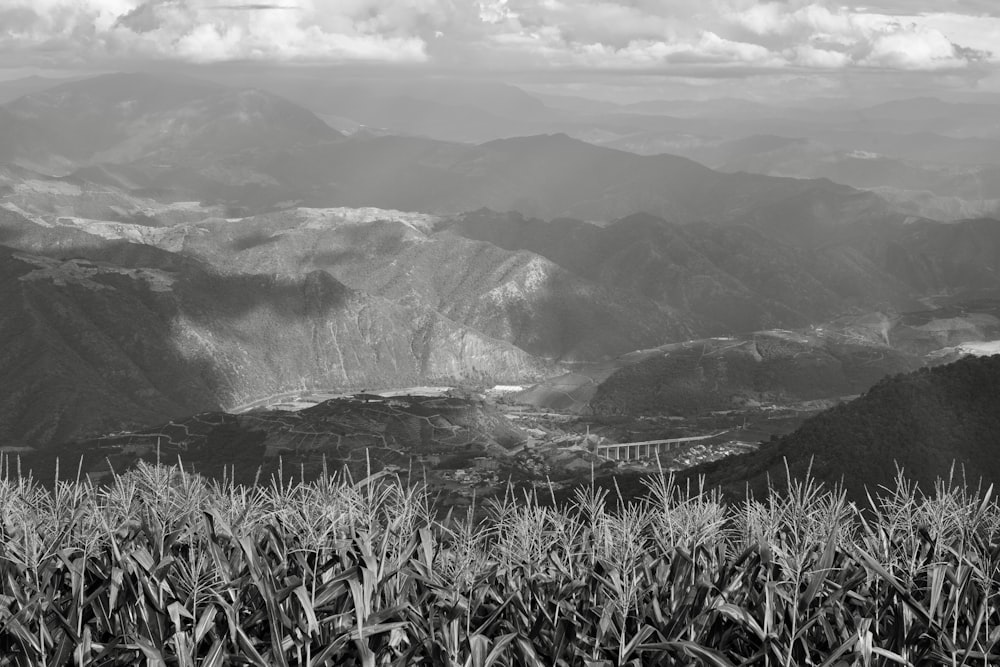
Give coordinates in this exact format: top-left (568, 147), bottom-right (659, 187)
top-left (694, 354), bottom-right (1000, 498)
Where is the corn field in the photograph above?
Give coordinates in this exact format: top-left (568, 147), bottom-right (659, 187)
top-left (2, 460), bottom-right (1000, 666)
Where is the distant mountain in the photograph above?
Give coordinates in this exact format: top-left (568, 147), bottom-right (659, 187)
top-left (621, 98), bottom-right (789, 119)
top-left (0, 107), bottom-right (49, 163)
top-left (230, 75), bottom-right (560, 142)
top-left (592, 132), bottom-right (1000, 224)
top-left (315, 133), bottom-right (897, 233)
top-left (0, 73), bottom-right (908, 229)
top-left (695, 136), bottom-right (1000, 204)
top-left (1, 72), bottom-right (342, 170)
top-left (528, 92), bottom-right (622, 115)
top-left (852, 98), bottom-right (1000, 137)
top-left (449, 210), bottom-right (914, 334)
top-left (584, 96), bottom-right (1000, 219)
top-left (869, 188), bottom-right (1000, 222)
top-left (0, 75), bottom-right (69, 105)
top-left (691, 355), bottom-right (1000, 500)
top-left (0, 240), bottom-right (549, 448)
top-left (882, 218), bottom-right (1000, 294)
top-left (222, 74), bottom-right (554, 121)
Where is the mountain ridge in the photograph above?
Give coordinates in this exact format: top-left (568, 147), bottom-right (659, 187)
top-left (0, 72), bottom-right (910, 230)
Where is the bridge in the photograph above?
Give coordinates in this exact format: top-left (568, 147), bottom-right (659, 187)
top-left (596, 432), bottom-right (727, 461)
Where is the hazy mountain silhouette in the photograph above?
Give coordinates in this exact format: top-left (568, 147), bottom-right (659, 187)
top-left (656, 134), bottom-right (1000, 211)
top-left (882, 218), bottom-right (1000, 294)
top-left (231, 75), bottom-right (560, 142)
top-left (0, 72), bottom-right (911, 229)
top-left (0, 76), bottom-right (69, 105)
top-left (1, 72), bottom-right (342, 170)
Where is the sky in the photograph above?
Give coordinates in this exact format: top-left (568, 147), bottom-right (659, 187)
top-left (2, 1), bottom-right (1000, 102)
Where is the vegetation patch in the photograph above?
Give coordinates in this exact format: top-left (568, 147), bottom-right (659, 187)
top-left (3, 460), bottom-right (1000, 664)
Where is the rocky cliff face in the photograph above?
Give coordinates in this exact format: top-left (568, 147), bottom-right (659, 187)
top-left (168, 267), bottom-right (549, 406)
top-left (153, 208), bottom-right (695, 361)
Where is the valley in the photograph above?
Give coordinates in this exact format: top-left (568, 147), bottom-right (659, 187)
top-left (18, 296), bottom-right (997, 511)
top-left (3, 71), bottom-right (1000, 505)
top-left (15, 381), bottom-right (827, 513)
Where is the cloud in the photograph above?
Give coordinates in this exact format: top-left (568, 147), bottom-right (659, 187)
top-left (0, 0), bottom-right (996, 72)
top-left (0, 0), bottom-right (432, 66)
top-left (727, 2), bottom-right (993, 71)
top-left (864, 26), bottom-right (968, 70)
top-left (205, 4), bottom-right (301, 9)
top-left (790, 44), bottom-right (850, 69)
top-left (466, 1), bottom-right (997, 71)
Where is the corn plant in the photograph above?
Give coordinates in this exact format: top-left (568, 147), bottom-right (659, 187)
top-left (1, 458), bottom-right (1000, 665)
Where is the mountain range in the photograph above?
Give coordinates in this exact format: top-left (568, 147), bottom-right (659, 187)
top-left (3, 71), bottom-right (1000, 458)
top-left (0, 73), bottom-right (906, 229)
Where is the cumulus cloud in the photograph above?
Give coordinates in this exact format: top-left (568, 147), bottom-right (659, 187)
top-left (0, 0), bottom-right (996, 72)
top-left (864, 26), bottom-right (966, 70)
top-left (728, 2), bottom-right (992, 71)
top-left (0, 0), bottom-right (432, 66)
